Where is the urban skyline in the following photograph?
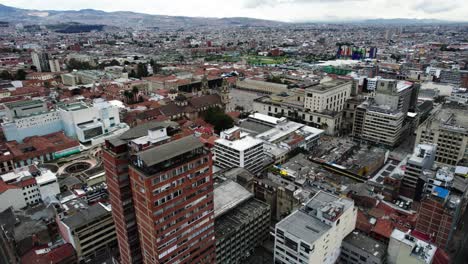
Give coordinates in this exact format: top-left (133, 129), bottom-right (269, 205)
top-left (2, 0), bottom-right (468, 22)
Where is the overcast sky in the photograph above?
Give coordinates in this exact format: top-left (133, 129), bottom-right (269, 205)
top-left (2, 0), bottom-right (467, 22)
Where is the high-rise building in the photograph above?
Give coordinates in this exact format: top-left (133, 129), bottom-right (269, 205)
top-left (214, 179), bottom-right (270, 263)
top-left (352, 80), bottom-right (415, 147)
top-left (129, 135), bottom-right (215, 264)
top-left (49, 59), bottom-right (61, 72)
top-left (401, 144), bottom-right (437, 200)
top-left (415, 187), bottom-right (463, 250)
top-left (214, 127), bottom-right (265, 174)
top-left (31, 51), bottom-right (51, 72)
top-left (415, 104), bottom-right (468, 166)
top-left (103, 121), bottom-right (181, 264)
top-left (273, 191), bottom-right (356, 264)
top-left (56, 201), bottom-right (117, 262)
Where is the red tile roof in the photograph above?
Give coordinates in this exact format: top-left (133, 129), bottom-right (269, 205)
top-left (372, 219), bottom-right (394, 239)
top-left (0, 180), bottom-right (19, 194)
top-left (21, 243), bottom-right (76, 264)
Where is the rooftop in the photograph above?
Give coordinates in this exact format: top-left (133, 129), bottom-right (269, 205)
top-left (137, 135), bottom-right (203, 167)
top-left (62, 202), bottom-right (111, 229)
top-left (214, 180), bottom-right (253, 218)
top-left (343, 231), bottom-right (387, 259)
top-left (4, 99), bottom-right (43, 109)
top-left (57, 102), bottom-right (91, 111)
top-left (215, 135), bottom-right (263, 152)
top-left (215, 197), bottom-right (269, 239)
top-left (277, 191), bottom-right (353, 243)
top-left (306, 79), bottom-right (351, 93)
top-left (391, 229), bottom-right (437, 264)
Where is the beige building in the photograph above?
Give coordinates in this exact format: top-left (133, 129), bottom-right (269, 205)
top-left (253, 89), bottom-right (343, 136)
top-left (352, 80), bottom-right (414, 147)
top-left (274, 191), bottom-right (356, 264)
top-left (57, 202), bottom-right (117, 262)
top-left (304, 79), bottom-right (352, 112)
top-left (387, 229), bottom-right (437, 264)
top-left (236, 78), bottom-right (288, 94)
top-left (415, 104), bottom-right (468, 166)
top-left (353, 103), bottom-right (407, 147)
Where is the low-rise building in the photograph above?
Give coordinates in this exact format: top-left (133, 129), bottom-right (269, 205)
top-left (340, 231), bottom-right (387, 264)
top-left (57, 200), bottom-right (117, 262)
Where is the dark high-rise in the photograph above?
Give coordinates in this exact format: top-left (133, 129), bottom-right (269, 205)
top-left (104, 122), bottom-right (215, 264)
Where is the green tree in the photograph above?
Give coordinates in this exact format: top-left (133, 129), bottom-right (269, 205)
top-left (202, 107), bottom-right (234, 133)
top-left (109, 59), bottom-right (120, 66)
top-left (123, 90), bottom-right (133, 104)
top-left (136, 63), bottom-right (148, 78)
top-left (15, 69), bottom-right (27, 80)
top-left (129, 69), bottom-right (137, 78)
top-left (132, 87), bottom-right (140, 102)
top-left (66, 58), bottom-right (95, 71)
top-left (0, 70), bottom-right (12, 80)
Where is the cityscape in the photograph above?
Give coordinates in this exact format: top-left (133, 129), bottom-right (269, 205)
top-left (0, 1), bottom-right (467, 264)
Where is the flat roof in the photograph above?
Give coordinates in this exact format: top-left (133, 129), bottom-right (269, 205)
top-left (277, 209), bottom-right (330, 243)
top-left (5, 99), bottom-right (43, 109)
top-left (118, 120), bottom-right (179, 141)
top-left (57, 102), bottom-right (90, 111)
top-left (214, 180), bottom-right (253, 217)
top-left (215, 135), bottom-right (263, 152)
top-left (249, 113), bottom-right (280, 125)
top-left (62, 202), bottom-right (110, 229)
top-left (137, 135), bottom-right (203, 167)
top-left (306, 79), bottom-right (350, 93)
top-left (277, 191), bottom-right (353, 244)
top-left (343, 231), bottom-right (386, 258)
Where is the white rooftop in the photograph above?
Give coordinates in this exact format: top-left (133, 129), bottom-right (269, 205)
top-left (391, 229), bottom-right (437, 264)
top-left (215, 135), bottom-right (263, 152)
top-left (249, 113), bottom-right (281, 125)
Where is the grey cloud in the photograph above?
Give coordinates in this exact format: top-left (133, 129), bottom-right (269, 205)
top-left (243, 0), bottom-right (362, 9)
top-left (413, 0), bottom-right (459, 14)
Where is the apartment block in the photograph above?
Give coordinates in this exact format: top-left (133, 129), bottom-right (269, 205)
top-left (129, 135), bottom-right (215, 264)
top-left (214, 127), bottom-right (265, 174)
top-left (103, 121), bottom-right (181, 264)
top-left (415, 187), bottom-right (463, 249)
top-left (273, 191), bottom-right (356, 264)
top-left (57, 201), bottom-right (117, 262)
top-left (214, 179), bottom-right (270, 263)
top-left (415, 104), bottom-right (468, 166)
top-left (387, 229), bottom-right (438, 264)
top-left (401, 144), bottom-right (437, 200)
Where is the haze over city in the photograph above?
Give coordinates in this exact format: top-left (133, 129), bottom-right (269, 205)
top-left (2, 0), bottom-right (468, 22)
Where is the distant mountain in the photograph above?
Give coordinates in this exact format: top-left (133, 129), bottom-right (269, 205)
top-left (360, 18), bottom-right (465, 25)
top-left (0, 4), bottom-right (286, 29)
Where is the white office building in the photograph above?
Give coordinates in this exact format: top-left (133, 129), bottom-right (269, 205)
top-left (58, 99), bottom-right (129, 144)
top-left (214, 127), bottom-right (265, 174)
top-left (274, 191), bottom-right (357, 264)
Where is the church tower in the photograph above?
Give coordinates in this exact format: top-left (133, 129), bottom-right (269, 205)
top-left (220, 78), bottom-right (230, 109)
top-left (200, 73), bottom-right (209, 96)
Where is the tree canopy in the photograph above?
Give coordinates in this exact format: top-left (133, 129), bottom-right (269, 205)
top-left (201, 107), bottom-right (234, 133)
